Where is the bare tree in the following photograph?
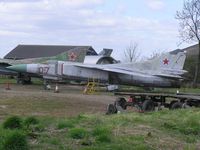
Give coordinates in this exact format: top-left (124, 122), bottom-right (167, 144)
top-left (149, 50), bottom-right (164, 60)
top-left (124, 42), bottom-right (140, 62)
top-left (176, 0), bottom-right (200, 87)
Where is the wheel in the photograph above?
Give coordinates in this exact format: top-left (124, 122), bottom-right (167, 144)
top-left (169, 100), bottom-right (178, 109)
top-left (17, 79), bottom-right (25, 85)
top-left (17, 78), bottom-right (20, 84)
top-left (142, 100), bottom-right (155, 112)
top-left (106, 104), bottom-right (117, 114)
top-left (115, 97), bottom-right (127, 110)
top-left (171, 102), bottom-right (183, 109)
top-left (182, 103), bottom-right (191, 109)
top-left (24, 76), bottom-right (32, 84)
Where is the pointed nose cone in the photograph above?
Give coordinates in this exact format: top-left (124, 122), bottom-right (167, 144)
top-left (7, 64), bottom-right (27, 72)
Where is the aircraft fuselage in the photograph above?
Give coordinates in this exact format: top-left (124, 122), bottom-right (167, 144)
top-left (7, 62), bottom-right (181, 88)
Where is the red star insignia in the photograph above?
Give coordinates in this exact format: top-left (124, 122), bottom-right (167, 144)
top-left (68, 52), bottom-right (77, 61)
top-left (163, 58), bottom-right (169, 65)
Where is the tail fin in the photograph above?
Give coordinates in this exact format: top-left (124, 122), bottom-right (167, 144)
top-left (98, 49), bottom-right (113, 56)
top-left (148, 50), bottom-right (186, 70)
top-left (54, 49), bottom-right (86, 62)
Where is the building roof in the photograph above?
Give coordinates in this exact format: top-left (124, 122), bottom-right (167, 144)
top-left (182, 44), bottom-right (199, 56)
top-left (170, 44), bottom-right (199, 57)
top-left (4, 45), bottom-right (97, 59)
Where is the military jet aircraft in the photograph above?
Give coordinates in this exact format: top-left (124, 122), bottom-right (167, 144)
top-left (1, 48), bottom-right (115, 84)
top-left (7, 51), bottom-right (187, 88)
top-left (0, 50), bottom-right (87, 84)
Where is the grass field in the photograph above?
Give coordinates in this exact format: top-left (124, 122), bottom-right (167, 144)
top-left (0, 109), bottom-right (200, 150)
top-left (0, 78), bottom-right (200, 149)
top-left (0, 77), bottom-right (16, 84)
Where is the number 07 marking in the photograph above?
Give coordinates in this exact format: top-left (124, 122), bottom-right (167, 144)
top-left (39, 67), bottom-right (49, 74)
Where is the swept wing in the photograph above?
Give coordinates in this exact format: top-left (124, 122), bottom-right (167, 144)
top-left (74, 64), bottom-right (183, 79)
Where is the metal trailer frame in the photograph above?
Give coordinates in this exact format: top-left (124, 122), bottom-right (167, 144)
top-left (106, 92), bottom-right (200, 114)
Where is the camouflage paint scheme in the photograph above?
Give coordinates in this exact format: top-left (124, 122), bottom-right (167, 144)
top-left (0, 50), bottom-right (86, 65)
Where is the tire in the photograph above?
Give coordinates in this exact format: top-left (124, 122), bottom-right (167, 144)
top-left (115, 97), bottom-right (127, 110)
top-left (17, 79), bottom-right (20, 84)
top-left (169, 100), bottom-right (178, 109)
top-left (171, 102), bottom-right (183, 109)
top-left (182, 103), bottom-right (191, 109)
top-left (18, 79), bottom-right (25, 85)
top-left (106, 104), bottom-right (117, 114)
top-left (142, 100), bottom-right (155, 112)
top-left (24, 76), bottom-right (31, 84)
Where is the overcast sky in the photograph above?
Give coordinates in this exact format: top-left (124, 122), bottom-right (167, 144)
top-left (0, 0), bottom-right (195, 59)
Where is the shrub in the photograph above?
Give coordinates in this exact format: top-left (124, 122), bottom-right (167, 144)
top-left (3, 131), bottom-right (28, 150)
top-left (69, 128), bottom-right (87, 139)
top-left (24, 116), bottom-right (39, 128)
top-left (3, 116), bottom-right (23, 129)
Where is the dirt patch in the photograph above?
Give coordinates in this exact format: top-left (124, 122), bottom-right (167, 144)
top-left (0, 84), bottom-right (116, 119)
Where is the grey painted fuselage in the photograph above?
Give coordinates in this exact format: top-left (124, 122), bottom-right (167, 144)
top-left (7, 51), bottom-right (186, 88)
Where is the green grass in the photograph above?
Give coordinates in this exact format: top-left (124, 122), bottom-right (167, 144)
top-left (3, 130), bottom-right (28, 150)
top-left (24, 116), bottom-right (39, 128)
top-left (57, 120), bottom-right (75, 129)
top-left (92, 126), bottom-right (112, 143)
top-left (1, 109), bottom-right (200, 149)
top-left (0, 77), bottom-right (16, 84)
top-left (3, 116), bottom-right (23, 129)
top-left (0, 77), bottom-right (43, 85)
top-left (92, 126), bottom-right (111, 136)
top-left (69, 128), bottom-right (88, 139)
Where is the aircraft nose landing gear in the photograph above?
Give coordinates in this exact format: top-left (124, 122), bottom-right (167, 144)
top-left (17, 73), bottom-right (32, 85)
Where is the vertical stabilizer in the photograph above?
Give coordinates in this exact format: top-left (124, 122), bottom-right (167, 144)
top-left (147, 51), bottom-right (186, 70)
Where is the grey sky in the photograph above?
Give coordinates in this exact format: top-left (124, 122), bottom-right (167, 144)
top-left (0, 0), bottom-right (194, 59)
